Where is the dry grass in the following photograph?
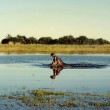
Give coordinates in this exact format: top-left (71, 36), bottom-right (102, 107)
top-left (0, 89), bottom-right (110, 109)
top-left (0, 44), bottom-right (110, 54)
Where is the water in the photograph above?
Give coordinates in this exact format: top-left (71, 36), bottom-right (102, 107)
top-left (0, 53), bottom-right (110, 94)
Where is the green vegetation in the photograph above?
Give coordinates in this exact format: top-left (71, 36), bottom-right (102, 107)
top-left (0, 89), bottom-right (110, 109)
top-left (1, 34), bottom-right (110, 54)
top-left (0, 44), bottom-right (110, 54)
top-left (1, 34), bottom-right (110, 45)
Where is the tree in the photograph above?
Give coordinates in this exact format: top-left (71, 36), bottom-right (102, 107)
top-left (16, 35), bottom-right (27, 44)
top-left (38, 37), bottom-right (52, 44)
top-left (1, 34), bottom-right (110, 45)
top-left (87, 39), bottom-right (96, 45)
top-left (76, 36), bottom-right (88, 45)
top-left (27, 37), bottom-right (38, 44)
top-left (96, 38), bottom-right (110, 45)
top-left (1, 38), bottom-right (10, 44)
top-left (50, 39), bottom-right (59, 44)
top-left (58, 35), bottom-right (74, 44)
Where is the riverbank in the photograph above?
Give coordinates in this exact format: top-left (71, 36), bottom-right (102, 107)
top-left (0, 89), bottom-right (110, 110)
top-left (0, 44), bottom-right (110, 54)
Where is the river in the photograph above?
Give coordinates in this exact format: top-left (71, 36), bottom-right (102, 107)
top-left (0, 54), bottom-right (110, 94)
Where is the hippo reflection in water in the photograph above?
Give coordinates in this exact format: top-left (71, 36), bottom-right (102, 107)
top-left (50, 66), bottom-right (63, 79)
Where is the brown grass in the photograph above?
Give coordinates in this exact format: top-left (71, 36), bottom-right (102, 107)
top-left (0, 44), bottom-right (110, 54)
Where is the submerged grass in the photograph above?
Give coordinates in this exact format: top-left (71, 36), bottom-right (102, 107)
top-left (0, 89), bottom-right (110, 109)
top-left (31, 89), bottom-right (65, 96)
top-left (0, 44), bottom-right (110, 54)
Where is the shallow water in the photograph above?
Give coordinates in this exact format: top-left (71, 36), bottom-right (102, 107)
top-left (0, 54), bottom-right (110, 94)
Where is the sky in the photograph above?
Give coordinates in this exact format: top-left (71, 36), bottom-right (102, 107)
top-left (0, 0), bottom-right (110, 41)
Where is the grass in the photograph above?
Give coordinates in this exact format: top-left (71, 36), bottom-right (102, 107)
top-left (0, 89), bottom-right (110, 109)
top-left (0, 44), bottom-right (110, 54)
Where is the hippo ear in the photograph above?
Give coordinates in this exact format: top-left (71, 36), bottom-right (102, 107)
top-left (51, 53), bottom-right (55, 56)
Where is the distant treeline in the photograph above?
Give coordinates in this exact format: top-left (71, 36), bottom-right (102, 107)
top-left (1, 34), bottom-right (110, 45)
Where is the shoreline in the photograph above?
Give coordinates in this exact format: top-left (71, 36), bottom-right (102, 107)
top-left (0, 89), bottom-right (110, 109)
top-left (0, 44), bottom-right (110, 54)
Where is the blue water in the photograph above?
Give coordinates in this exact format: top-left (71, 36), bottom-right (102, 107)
top-left (0, 54), bottom-right (110, 94)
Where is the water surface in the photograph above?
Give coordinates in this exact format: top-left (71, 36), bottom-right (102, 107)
top-left (0, 54), bottom-right (110, 94)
